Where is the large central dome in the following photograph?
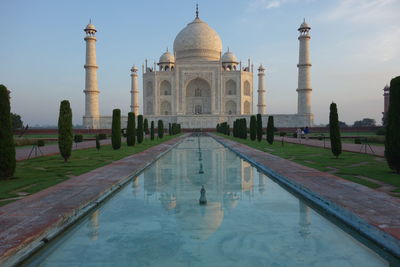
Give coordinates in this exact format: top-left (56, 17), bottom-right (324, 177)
top-left (173, 17), bottom-right (222, 61)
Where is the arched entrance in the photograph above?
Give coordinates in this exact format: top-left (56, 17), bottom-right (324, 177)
top-left (185, 78), bottom-right (211, 114)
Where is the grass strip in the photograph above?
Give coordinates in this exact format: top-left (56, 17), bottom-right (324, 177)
top-left (0, 135), bottom-right (181, 205)
top-left (217, 134), bottom-right (399, 191)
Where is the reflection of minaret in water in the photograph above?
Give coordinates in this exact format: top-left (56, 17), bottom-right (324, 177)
top-left (132, 176), bottom-right (140, 197)
top-left (88, 210), bottom-right (100, 241)
top-left (258, 172), bottom-right (266, 194)
top-left (299, 200), bottom-right (311, 238)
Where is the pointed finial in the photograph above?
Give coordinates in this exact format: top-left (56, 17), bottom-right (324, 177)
top-left (196, 3), bottom-right (199, 18)
top-left (303, 18), bottom-right (305, 23)
top-left (227, 46), bottom-right (230, 52)
top-left (166, 47), bottom-right (168, 52)
top-left (89, 19), bottom-right (92, 24)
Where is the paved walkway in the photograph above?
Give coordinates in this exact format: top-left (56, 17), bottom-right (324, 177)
top-left (278, 136), bottom-right (384, 157)
top-left (16, 139), bottom-right (112, 161)
top-left (212, 134), bottom-right (400, 258)
top-left (0, 135), bottom-right (187, 266)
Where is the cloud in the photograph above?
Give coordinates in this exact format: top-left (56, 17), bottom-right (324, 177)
top-left (247, 0), bottom-right (290, 10)
top-left (320, 0), bottom-right (400, 62)
top-left (321, 0), bottom-right (399, 24)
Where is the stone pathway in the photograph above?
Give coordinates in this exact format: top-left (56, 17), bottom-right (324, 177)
top-left (278, 137), bottom-right (384, 157)
top-left (16, 139), bottom-right (112, 161)
top-left (212, 134), bottom-right (400, 258)
top-left (0, 135), bottom-right (187, 266)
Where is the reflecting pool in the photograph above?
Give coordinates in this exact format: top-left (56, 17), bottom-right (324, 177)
top-left (25, 137), bottom-right (390, 266)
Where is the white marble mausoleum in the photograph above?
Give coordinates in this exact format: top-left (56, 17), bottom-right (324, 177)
top-left (82, 9), bottom-right (314, 129)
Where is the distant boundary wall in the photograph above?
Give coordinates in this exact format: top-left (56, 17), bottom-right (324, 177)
top-left (14, 126), bottom-right (382, 135)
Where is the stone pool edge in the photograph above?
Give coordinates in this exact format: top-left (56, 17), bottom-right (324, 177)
top-left (0, 134), bottom-right (189, 267)
top-left (211, 133), bottom-right (400, 259)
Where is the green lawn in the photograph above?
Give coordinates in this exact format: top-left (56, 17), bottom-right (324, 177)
top-left (217, 134), bottom-right (400, 192)
top-left (0, 135), bottom-right (181, 206)
top-left (15, 134), bottom-right (98, 139)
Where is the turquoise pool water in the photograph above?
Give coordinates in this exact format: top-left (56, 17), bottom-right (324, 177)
top-left (25, 136), bottom-right (391, 266)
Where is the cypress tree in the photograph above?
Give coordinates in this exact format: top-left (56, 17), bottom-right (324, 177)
top-left (242, 118), bottom-right (247, 139)
top-left (250, 115), bottom-right (257, 141)
top-left (256, 114), bottom-right (263, 142)
top-left (329, 102), bottom-right (342, 158)
top-left (385, 76), bottom-right (400, 173)
top-left (150, 121), bottom-right (155, 140)
top-left (111, 109), bottom-right (121, 149)
top-left (58, 100), bottom-right (73, 162)
top-left (169, 123), bottom-right (172, 135)
top-left (95, 135), bottom-right (101, 151)
top-left (137, 115), bottom-right (144, 144)
top-left (0, 85), bottom-right (16, 179)
top-left (158, 120), bottom-right (164, 139)
top-left (127, 112), bottom-right (135, 146)
top-left (144, 118), bottom-right (149, 136)
top-left (266, 116), bottom-right (274, 145)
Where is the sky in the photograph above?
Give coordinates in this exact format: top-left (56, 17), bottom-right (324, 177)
top-left (1, 0), bottom-right (399, 126)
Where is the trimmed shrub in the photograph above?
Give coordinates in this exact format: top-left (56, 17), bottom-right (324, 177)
top-left (37, 140), bottom-right (45, 147)
top-left (58, 100), bottom-right (73, 162)
top-left (376, 128), bottom-right (385, 136)
top-left (74, 134), bottom-right (83, 143)
top-left (98, 133), bottom-right (107, 140)
top-left (96, 135), bottom-right (101, 150)
top-left (385, 76), bottom-right (400, 173)
top-left (137, 115), bottom-right (144, 144)
top-left (111, 109), bottom-right (121, 150)
top-left (150, 121), bottom-right (155, 140)
top-left (354, 138), bottom-right (362, 144)
top-left (74, 134), bottom-right (83, 148)
top-left (279, 132), bottom-right (287, 137)
top-left (158, 120), bottom-right (164, 139)
top-left (0, 85), bottom-right (16, 179)
top-left (250, 115), bottom-right (257, 141)
top-left (266, 116), bottom-right (274, 145)
top-left (127, 112), bottom-right (136, 146)
top-left (241, 118), bottom-right (247, 139)
top-left (256, 114), bottom-right (262, 142)
top-left (329, 102), bottom-right (342, 158)
top-left (144, 118), bottom-right (149, 135)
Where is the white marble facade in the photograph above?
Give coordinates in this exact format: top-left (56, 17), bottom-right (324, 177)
top-left (83, 11), bottom-right (314, 129)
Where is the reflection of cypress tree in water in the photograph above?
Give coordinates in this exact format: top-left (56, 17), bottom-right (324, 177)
top-left (299, 200), bottom-right (311, 238)
top-left (88, 210), bottom-right (100, 241)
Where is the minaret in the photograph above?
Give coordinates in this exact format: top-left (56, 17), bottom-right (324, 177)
top-left (297, 19), bottom-right (312, 116)
top-left (83, 22), bottom-right (100, 129)
top-left (257, 64), bottom-right (266, 114)
top-left (130, 65), bottom-right (139, 114)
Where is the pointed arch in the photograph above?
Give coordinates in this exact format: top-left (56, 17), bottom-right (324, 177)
top-left (160, 80), bottom-right (171, 96)
top-left (244, 81), bottom-right (251, 96)
top-left (226, 80), bottom-right (236, 95)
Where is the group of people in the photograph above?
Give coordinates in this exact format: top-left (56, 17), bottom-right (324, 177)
top-left (296, 126), bottom-right (310, 140)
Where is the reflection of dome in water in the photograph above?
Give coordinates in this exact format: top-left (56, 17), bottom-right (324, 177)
top-left (176, 202), bottom-right (224, 240)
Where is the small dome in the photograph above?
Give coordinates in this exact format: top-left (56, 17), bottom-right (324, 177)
top-left (159, 51), bottom-right (175, 63)
top-left (85, 23), bottom-right (96, 31)
top-left (221, 51), bottom-right (238, 63)
top-left (173, 17), bottom-right (222, 61)
top-left (131, 65), bottom-right (138, 72)
top-left (298, 20), bottom-right (310, 30)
